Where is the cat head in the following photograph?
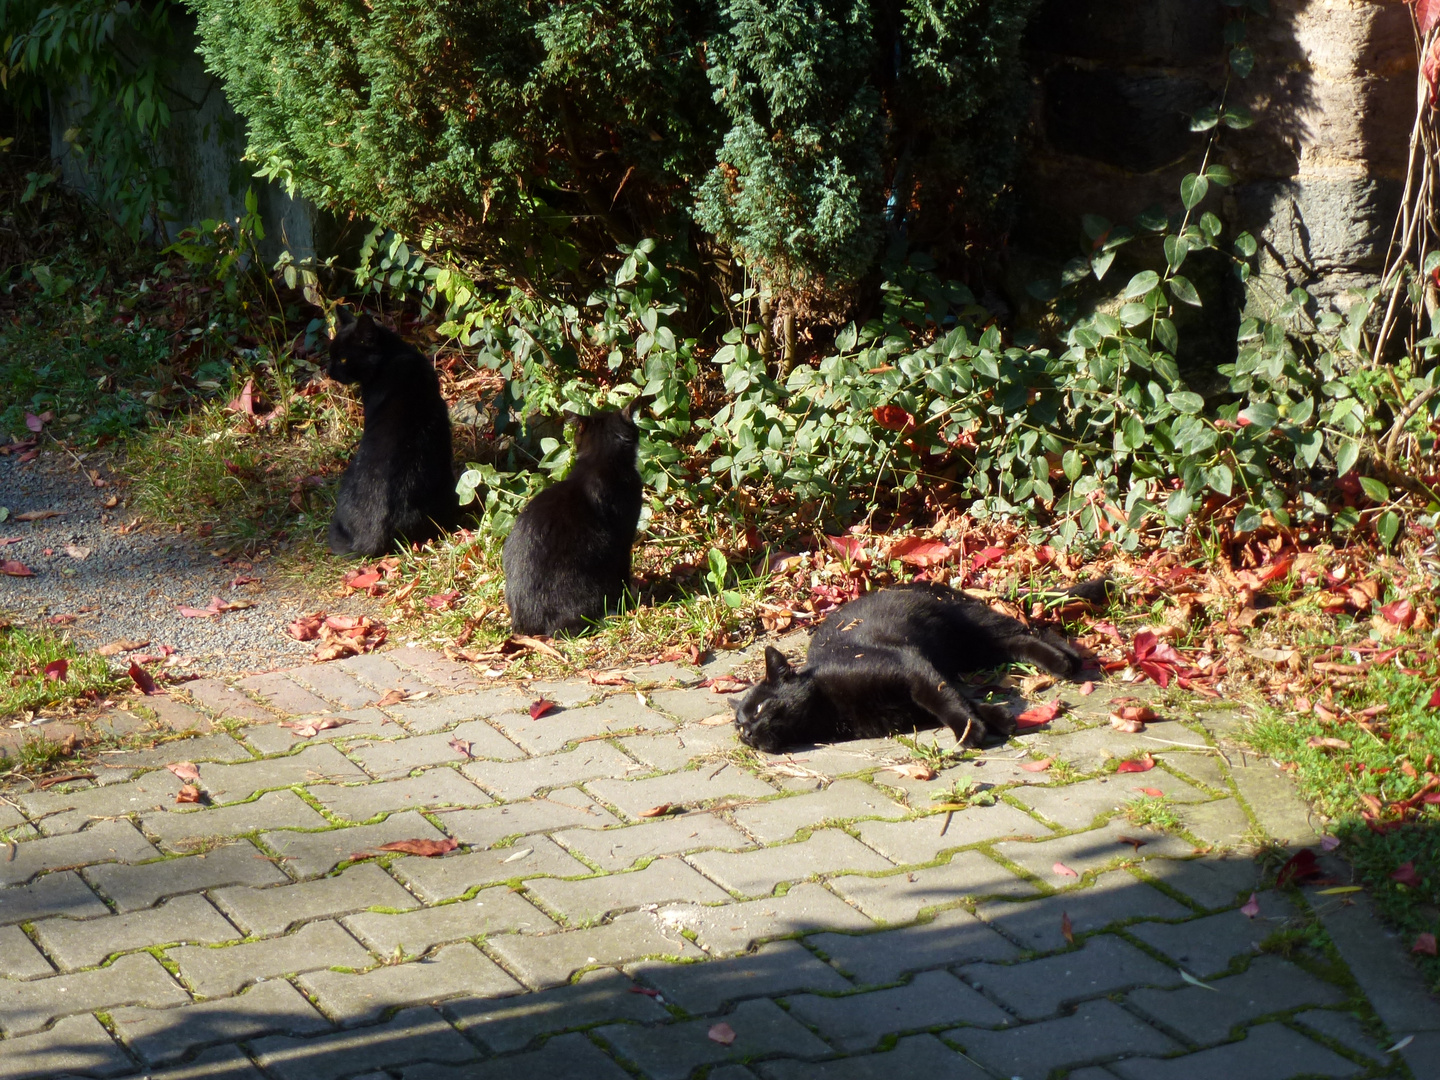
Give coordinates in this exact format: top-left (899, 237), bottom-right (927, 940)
top-left (730, 646), bottom-right (822, 753)
top-left (327, 310), bottom-right (391, 385)
top-left (572, 403), bottom-right (639, 460)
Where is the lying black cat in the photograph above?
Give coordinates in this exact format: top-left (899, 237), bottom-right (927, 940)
top-left (503, 405), bottom-right (643, 635)
top-left (325, 310), bottom-right (459, 557)
top-left (733, 581), bottom-right (1098, 753)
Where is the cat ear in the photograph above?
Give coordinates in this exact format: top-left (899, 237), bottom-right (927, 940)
top-left (334, 307), bottom-right (357, 328)
top-left (618, 400), bottom-right (634, 421)
top-left (353, 312), bottom-right (378, 344)
top-left (764, 646), bottom-right (792, 682)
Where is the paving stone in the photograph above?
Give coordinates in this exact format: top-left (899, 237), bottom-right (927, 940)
top-left (400, 1031), bottom-right (632, 1080)
top-left (436, 788), bottom-right (620, 847)
top-left (710, 1068), bottom-right (763, 1080)
top-left (0, 950), bottom-right (188, 1035)
top-left (0, 925), bottom-right (50, 979)
top-left (301, 941), bottom-right (521, 1025)
top-left (1398, 1031), bottom-right (1440, 1080)
top-left (649, 689), bottom-right (732, 723)
top-left (1292, 1009), bottom-right (1390, 1063)
top-left (731, 780), bottom-right (908, 842)
top-left (1020, 723), bottom-right (1176, 774)
top-left (388, 647), bottom-right (489, 692)
top-left (1128, 955), bottom-right (1346, 1044)
top-left (129, 694), bottom-right (215, 734)
top-left (493, 696), bottom-right (672, 756)
top-left (526, 857), bottom-right (730, 922)
top-left (756, 1034), bottom-right (991, 1080)
top-left (1139, 855), bottom-right (1261, 910)
top-left (991, 820), bottom-right (1194, 882)
top-left (690, 830), bottom-right (891, 897)
top-left (85, 840), bottom-right (288, 912)
top-left (0, 1013), bottom-right (131, 1080)
top-left (526, 679), bottom-right (601, 707)
top-left (466, 742), bottom-right (637, 801)
top-left (172, 918), bottom-right (375, 997)
top-left (213, 863), bottom-right (419, 936)
top-left (951, 998), bottom-right (1181, 1079)
top-left (831, 850), bottom-right (1035, 922)
top-left (289, 664), bottom-right (381, 710)
top-left (629, 939), bottom-right (851, 1014)
top-left (0, 871), bottom-right (108, 924)
top-left (347, 731), bottom-right (492, 779)
top-left (1127, 892), bottom-right (1295, 977)
top-left (391, 689), bottom-right (530, 733)
top-left (0, 819), bottom-right (159, 886)
top-left (961, 934), bottom-right (1182, 1020)
top-left (242, 710), bottom-right (393, 755)
top-left (659, 882), bottom-right (874, 955)
top-left (874, 751), bottom-right (1056, 800)
top-left (556, 812), bottom-right (755, 871)
top-left (976, 869), bottom-right (1193, 953)
top-left (252, 1005), bottom-right (480, 1080)
top-left (184, 678), bottom-right (276, 722)
top-left (33, 892), bottom-right (239, 970)
top-left (198, 744), bottom-right (367, 803)
top-left (1229, 759), bottom-right (1323, 845)
top-left (1110, 1020), bottom-right (1363, 1079)
top-left (448, 966), bottom-right (666, 1051)
top-left (620, 725), bottom-right (741, 771)
top-left (345, 887), bottom-right (557, 953)
top-left (142, 790), bottom-right (329, 850)
top-left (854, 803), bottom-right (1047, 865)
top-left (1015, 773), bottom-right (1206, 830)
top-left (144, 1043), bottom-right (268, 1080)
top-left (486, 910), bottom-right (702, 989)
top-left (1176, 797), bottom-right (1253, 847)
top-left (786, 968), bottom-right (1009, 1050)
top-left (1154, 748), bottom-right (1230, 790)
top-left (19, 771), bottom-right (185, 835)
top-left (113, 977), bottom-right (331, 1065)
top-left (809, 907), bottom-right (1019, 984)
top-left (313, 769), bottom-right (490, 821)
top-left (336, 654), bottom-right (434, 697)
top-left (263, 809), bottom-right (449, 879)
top-left (91, 733), bottom-right (252, 776)
top-left (394, 835), bottom-right (589, 902)
top-left (598, 997), bottom-right (832, 1080)
top-left (0, 803), bottom-right (26, 830)
top-left (237, 671), bottom-right (334, 716)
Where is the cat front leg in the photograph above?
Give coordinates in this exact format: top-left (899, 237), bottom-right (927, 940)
top-left (904, 660), bottom-right (1006, 747)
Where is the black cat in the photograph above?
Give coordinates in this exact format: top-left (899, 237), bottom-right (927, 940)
top-left (502, 405), bottom-right (643, 635)
top-left (732, 581), bottom-right (1098, 753)
top-left (325, 310), bottom-right (459, 557)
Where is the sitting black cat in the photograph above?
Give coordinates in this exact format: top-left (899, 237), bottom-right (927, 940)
top-left (733, 581), bottom-right (1095, 753)
top-left (325, 310), bottom-right (459, 557)
top-left (503, 405), bottom-right (643, 635)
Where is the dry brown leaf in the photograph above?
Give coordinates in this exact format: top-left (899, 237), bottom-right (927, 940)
top-left (98, 638), bottom-right (149, 656)
top-left (175, 784), bottom-right (202, 804)
top-left (1108, 713), bottom-right (1147, 734)
top-left (512, 635), bottom-right (566, 661)
top-left (377, 838), bottom-right (459, 857)
top-left (280, 717), bottom-right (349, 739)
top-left (166, 761), bottom-right (200, 782)
top-left (449, 737), bottom-right (474, 759)
top-left (1061, 911), bottom-right (1075, 946)
top-left (884, 762), bottom-right (937, 781)
top-left (374, 689), bottom-right (407, 708)
top-left (707, 1023), bottom-right (736, 1046)
top-left (1305, 736), bottom-right (1352, 750)
top-left (640, 804), bottom-right (674, 818)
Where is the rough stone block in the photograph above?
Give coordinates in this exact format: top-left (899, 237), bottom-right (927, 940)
top-left (0, 1013), bottom-right (130, 1080)
top-left (212, 863), bottom-right (419, 936)
top-left (436, 788), bottom-right (618, 848)
top-left (1292, 1009), bottom-right (1390, 1063)
top-left (1015, 772), bottom-right (1205, 830)
top-left (387, 647), bottom-right (488, 693)
top-left (313, 769), bottom-right (489, 821)
top-left (756, 1034), bottom-right (990, 1080)
top-left (0, 871), bottom-right (108, 925)
top-left (197, 744), bottom-right (366, 803)
top-left (787, 968), bottom-right (1009, 1050)
top-left (236, 672), bottom-right (333, 716)
top-left (301, 942), bottom-right (521, 1026)
top-left (142, 790), bottom-right (328, 850)
top-left (1109, 1021), bottom-right (1362, 1079)
top-left (143, 1043), bottom-right (268, 1080)
top-left (493, 696), bottom-right (671, 756)
top-left (184, 678), bottom-right (275, 722)
top-left (1153, 748), bottom-right (1230, 791)
top-left (961, 934), bottom-right (1182, 1020)
top-left (20, 771), bottom-right (184, 835)
top-left (1127, 891), bottom-right (1293, 977)
top-left (34, 893), bottom-right (239, 971)
top-left (588, 767), bottom-right (777, 818)
top-left (288, 665), bottom-right (380, 711)
top-left (951, 998), bottom-right (1180, 1079)
top-left (731, 781), bottom-right (908, 843)
top-left (0, 819), bottom-right (159, 886)
top-left (241, 711), bottom-right (391, 755)
top-left (659, 882), bottom-right (873, 955)
top-left (0, 951), bottom-right (188, 1035)
top-left (263, 809), bottom-right (449, 879)
top-left (1177, 797), bottom-right (1254, 848)
top-left (977, 869), bottom-right (1192, 953)
top-left (85, 840), bottom-right (287, 912)
top-left (172, 919), bottom-right (374, 998)
top-left (556, 812), bottom-right (754, 871)
top-left (648, 689), bottom-right (733, 723)
top-left (619, 725), bottom-right (741, 771)
top-left (336, 654), bottom-right (433, 697)
top-left (526, 857), bottom-right (729, 923)
top-left (629, 939), bottom-right (851, 1014)
top-left (597, 997), bottom-right (831, 1080)
top-left (855, 803), bottom-right (1047, 866)
top-left (398, 1031), bottom-right (632, 1080)
top-left (808, 908), bottom-right (1019, 985)
top-left (393, 835), bottom-right (589, 903)
top-left (113, 977), bottom-right (331, 1065)
top-left (129, 694), bottom-right (214, 734)
top-left (831, 851), bottom-right (1035, 923)
top-left (1128, 956), bottom-right (1345, 1044)
top-left (466, 742), bottom-right (637, 801)
top-left (690, 829), bottom-right (891, 897)
top-left (1138, 855), bottom-right (1261, 911)
top-left (391, 690), bottom-right (530, 734)
top-left (990, 820), bottom-right (1193, 882)
top-left (91, 733), bottom-right (252, 775)
top-left (348, 731), bottom-right (496, 779)
top-left (449, 968), bottom-right (667, 1052)
top-left (0, 925), bottom-right (50, 979)
top-left (345, 887), bottom-right (556, 953)
top-left (485, 910), bottom-right (702, 989)
top-left (1228, 758), bottom-right (1323, 845)
top-left (251, 1005), bottom-right (480, 1080)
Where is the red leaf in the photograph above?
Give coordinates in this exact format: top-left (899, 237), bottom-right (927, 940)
top-left (280, 717), bottom-right (349, 739)
top-left (1427, 34), bottom-right (1440, 106)
top-left (1021, 758), bottom-right (1053, 773)
top-left (374, 689), bottom-right (407, 708)
top-left (1277, 848), bottom-right (1321, 887)
top-left (826, 534), bottom-right (869, 562)
top-left (1381, 599), bottom-right (1416, 629)
top-left (43, 658), bottom-right (68, 682)
top-left (377, 838), bottom-right (459, 857)
top-left (1060, 911), bottom-right (1074, 945)
top-left (226, 377), bottom-right (257, 415)
top-left (1241, 892), bottom-right (1261, 918)
top-left (707, 1023), bottom-right (736, 1046)
top-left (1137, 787), bottom-right (1164, 798)
top-left (24, 411), bottom-right (44, 432)
top-left (872, 405), bottom-right (917, 432)
top-left (1419, 0), bottom-right (1440, 35)
top-left (1115, 754), bottom-right (1155, 774)
top-left (346, 570), bottom-right (381, 590)
top-left (175, 784), bottom-right (203, 804)
top-left (1430, 687), bottom-right (1440, 710)
top-left (887, 536), bottom-right (954, 568)
top-left (177, 605), bottom-right (218, 619)
top-left (287, 613), bottom-right (323, 641)
top-left (1415, 933), bottom-right (1438, 957)
top-left (640, 804), bottom-right (674, 818)
top-left (971, 546), bottom-right (1006, 570)
top-left (1079, 681), bottom-right (1095, 696)
top-left (628, 986), bottom-right (661, 997)
top-left (1, 559), bottom-right (34, 576)
top-left (449, 737), bottom-right (474, 760)
top-left (530, 698), bottom-right (557, 720)
top-left (127, 661), bottom-right (158, 695)
top-left (1392, 861), bottom-right (1422, 888)
top-left (1053, 861), bottom-right (1079, 878)
top-left (423, 589), bottom-right (461, 611)
top-left (166, 762), bottom-right (200, 782)
top-left (1014, 700), bottom-right (1061, 730)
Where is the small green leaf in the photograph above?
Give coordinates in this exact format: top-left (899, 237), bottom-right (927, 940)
top-left (1359, 476), bottom-right (1390, 502)
top-left (1229, 45), bottom-right (1255, 78)
top-left (1204, 163), bottom-right (1237, 187)
top-left (1335, 439), bottom-right (1359, 477)
top-left (1154, 318), bottom-right (1179, 355)
top-left (1239, 402), bottom-right (1279, 431)
top-left (1062, 449), bottom-right (1083, 482)
top-left (1166, 489), bottom-right (1195, 524)
top-left (1377, 511), bottom-right (1401, 550)
top-left (1234, 505), bottom-right (1263, 534)
top-left (1092, 249), bottom-right (1116, 281)
top-left (1164, 234), bottom-right (1188, 272)
top-left (1206, 464), bottom-right (1234, 496)
top-left (1125, 271), bottom-right (1161, 299)
top-left (1180, 173), bottom-right (1209, 210)
top-left (1168, 275), bottom-right (1203, 307)
top-left (1233, 232), bottom-right (1258, 258)
top-left (1222, 106), bottom-right (1255, 130)
top-left (1167, 391), bottom-right (1205, 414)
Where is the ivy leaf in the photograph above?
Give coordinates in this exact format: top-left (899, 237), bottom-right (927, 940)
top-left (1153, 318), bottom-right (1179, 355)
top-left (1233, 232), bottom-right (1258, 258)
top-left (1124, 271), bottom-right (1160, 299)
top-left (1206, 464), bottom-right (1234, 496)
top-left (1358, 477), bottom-right (1389, 502)
top-left (1166, 391), bottom-right (1204, 415)
top-left (1239, 402), bottom-right (1279, 431)
top-left (1234, 505), bottom-right (1263, 535)
top-left (1204, 163), bottom-right (1237, 187)
top-left (1168, 275), bottom-right (1203, 308)
top-left (1377, 511), bottom-right (1401, 550)
top-left (1180, 173), bottom-right (1209, 210)
top-left (1091, 249), bottom-right (1117, 281)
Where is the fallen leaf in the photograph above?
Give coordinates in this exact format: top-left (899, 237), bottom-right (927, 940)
top-left (1020, 758), bottom-right (1053, 773)
top-left (1241, 892), bottom-right (1261, 918)
top-left (1, 559), bottom-right (33, 576)
top-left (530, 698), bottom-right (557, 720)
top-left (24, 411), bottom-right (44, 432)
top-left (501, 847), bottom-right (534, 863)
top-left (1014, 700), bottom-right (1061, 730)
top-left (888, 536), bottom-right (954, 567)
top-left (1320, 836), bottom-right (1341, 852)
top-left (127, 662), bottom-right (158, 695)
top-left (1413, 933), bottom-right (1437, 957)
top-left (512, 635), bottom-right (566, 661)
top-left (280, 717), bottom-right (349, 739)
top-left (1137, 787), bottom-right (1164, 798)
top-left (1277, 848), bottom-right (1321, 887)
top-left (63, 543), bottom-right (90, 560)
top-left (627, 986), bottom-right (661, 997)
top-left (589, 671), bottom-right (633, 686)
top-left (1305, 736), bottom-right (1351, 750)
top-left (177, 605), bottom-right (219, 619)
top-left (825, 534), bottom-right (869, 562)
top-left (1117, 835), bottom-right (1149, 851)
top-left (13, 509), bottom-right (62, 521)
top-left (971, 545), bottom-right (1006, 570)
top-left (1392, 862), bottom-right (1421, 888)
top-left (175, 784), bottom-right (202, 804)
top-left (1060, 911), bottom-right (1074, 946)
top-left (423, 589), bottom-right (461, 611)
top-left (640, 804), bottom-right (674, 818)
top-left (1386, 1035), bottom-right (1415, 1054)
top-left (1109, 713), bottom-right (1146, 734)
top-left (1380, 598), bottom-right (1416, 629)
top-left (705, 676), bottom-right (752, 694)
top-left (226, 377), bottom-right (257, 415)
top-left (166, 762), bottom-right (200, 782)
top-left (97, 638), bottom-right (149, 656)
top-left (1115, 754), bottom-right (1155, 774)
top-left (374, 689), bottom-right (407, 708)
top-left (1180, 970), bottom-right (1217, 992)
top-left (345, 570), bottom-right (381, 590)
top-left (1053, 861), bottom-right (1079, 878)
top-left (378, 837), bottom-right (459, 857)
top-left (707, 1023), bottom-right (736, 1046)
top-left (449, 738), bottom-right (474, 759)
top-left (43, 658), bottom-right (68, 682)
top-left (1079, 681), bottom-right (1095, 696)
top-left (1429, 687), bottom-right (1440, 710)
top-left (884, 762), bottom-right (938, 781)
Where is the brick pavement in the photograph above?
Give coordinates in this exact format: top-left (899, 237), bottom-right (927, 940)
top-left (0, 642), bottom-right (1435, 1079)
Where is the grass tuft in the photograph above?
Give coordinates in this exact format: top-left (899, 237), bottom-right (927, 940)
top-left (0, 622), bottom-right (120, 719)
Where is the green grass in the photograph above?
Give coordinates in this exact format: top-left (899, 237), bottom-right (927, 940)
top-left (0, 622), bottom-right (120, 720)
top-left (1122, 794), bottom-right (1182, 831)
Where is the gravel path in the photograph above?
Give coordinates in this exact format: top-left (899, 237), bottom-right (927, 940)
top-left (0, 447), bottom-right (378, 676)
